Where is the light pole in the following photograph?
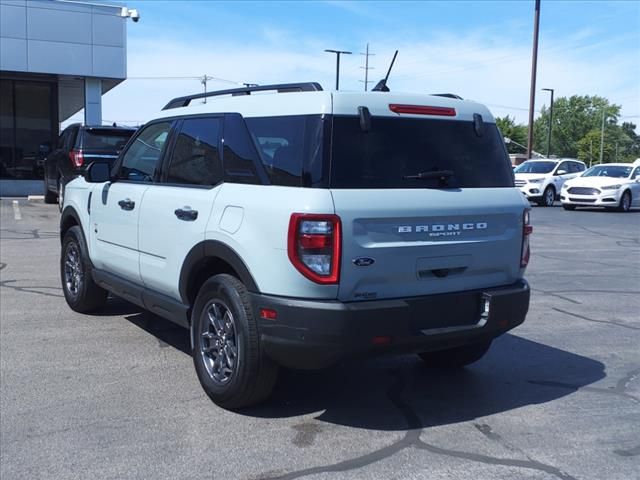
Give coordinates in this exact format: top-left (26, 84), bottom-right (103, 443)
top-left (599, 108), bottom-right (607, 164)
top-left (325, 49), bottom-right (352, 90)
top-left (542, 88), bottom-right (554, 157)
top-left (526, 0), bottom-right (541, 159)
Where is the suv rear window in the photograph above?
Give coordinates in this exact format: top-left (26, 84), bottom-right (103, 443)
top-left (81, 129), bottom-right (134, 151)
top-left (330, 116), bottom-right (513, 189)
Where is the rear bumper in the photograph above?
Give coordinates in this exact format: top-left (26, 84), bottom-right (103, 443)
top-left (251, 280), bottom-right (530, 369)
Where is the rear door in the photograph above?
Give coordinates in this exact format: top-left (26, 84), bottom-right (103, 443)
top-left (329, 114), bottom-right (528, 302)
top-left (138, 116), bottom-right (224, 300)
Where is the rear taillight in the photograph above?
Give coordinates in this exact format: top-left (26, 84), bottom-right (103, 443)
top-left (521, 209), bottom-right (532, 268)
top-left (69, 150), bottom-right (84, 168)
top-left (287, 213), bottom-right (341, 284)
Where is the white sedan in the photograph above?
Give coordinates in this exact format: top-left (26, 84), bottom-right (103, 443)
top-left (560, 161), bottom-right (640, 212)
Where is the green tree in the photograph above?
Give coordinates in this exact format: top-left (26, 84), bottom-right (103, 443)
top-left (533, 95), bottom-right (621, 158)
top-left (620, 122), bottom-right (640, 161)
top-left (495, 116), bottom-right (527, 154)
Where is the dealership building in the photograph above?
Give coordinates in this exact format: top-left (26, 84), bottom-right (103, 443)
top-left (0, 0), bottom-right (134, 195)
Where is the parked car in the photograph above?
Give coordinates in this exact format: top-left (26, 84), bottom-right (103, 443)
top-left (560, 161), bottom-right (640, 212)
top-left (44, 124), bottom-right (136, 209)
top-left (59, 83), bottom-right (531, 408)
top-left (514, 158), bottom-right (586, 206)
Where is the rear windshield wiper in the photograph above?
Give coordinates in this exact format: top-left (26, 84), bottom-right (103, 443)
top-left (403, 170), bottom-right (454, 180)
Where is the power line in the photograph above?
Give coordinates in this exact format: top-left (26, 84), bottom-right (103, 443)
top-left (359, 43), bottom-right (375, 91)
top-left (127, 75), bottom-right (243, 85)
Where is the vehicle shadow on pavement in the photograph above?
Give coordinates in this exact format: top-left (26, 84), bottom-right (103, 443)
top-left (115, 302), bottom-right (606, 431)
top-left (244, 334), bottom-right (606, 431)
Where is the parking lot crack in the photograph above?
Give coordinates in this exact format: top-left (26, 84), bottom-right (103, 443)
top-left (0, 279), bottom-right (64, 298)
top-left (415, 440), bottom-right (579, 480)
top-left (552, 307), bottom-right (640, 331)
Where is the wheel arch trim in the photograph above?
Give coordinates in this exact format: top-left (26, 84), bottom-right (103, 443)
top-left (179, 240), bottom-right (260, 305)
top-left (60, 206), bottom-right (82, 243)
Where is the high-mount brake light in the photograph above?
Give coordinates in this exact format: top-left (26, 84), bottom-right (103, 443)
top-left (521, 209), bottom-right (532, 268)
top-left (288, 213), bottom-right (341, 284)
top-left (69, 150), bottom-right (84, 168)
top-left (389, 104), bottom-right (456, 116)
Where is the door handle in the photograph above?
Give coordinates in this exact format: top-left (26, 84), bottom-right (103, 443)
top-left (174, 207), bottom-right (198, 221)
top-left (118, 198), bottom-right (135, 211)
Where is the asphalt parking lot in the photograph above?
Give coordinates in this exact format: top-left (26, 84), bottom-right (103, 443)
top-left (1, 198), bottom-right (638, 480)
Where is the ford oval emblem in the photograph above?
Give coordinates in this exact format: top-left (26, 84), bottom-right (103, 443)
top-left (353, 257), bottom-right (375, 267)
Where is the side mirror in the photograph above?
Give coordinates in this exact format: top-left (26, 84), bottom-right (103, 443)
top-left (556, 169), bottom-right (567, 175)
top-left (84, 161), bottom-right (111, 183)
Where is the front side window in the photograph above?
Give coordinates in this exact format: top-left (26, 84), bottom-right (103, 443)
top-left (555, 162), bottom-right (570, 174)
top-left (166, 117), bottom-right (222, 186)
top-left (118, 121), bottom-right (171, 182)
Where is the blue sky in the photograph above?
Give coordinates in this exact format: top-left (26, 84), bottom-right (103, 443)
top-left (91, 0), bottom-right (639, 127)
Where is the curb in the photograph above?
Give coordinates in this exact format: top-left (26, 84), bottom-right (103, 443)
top-left (27, 195), bottom-right (44, 201)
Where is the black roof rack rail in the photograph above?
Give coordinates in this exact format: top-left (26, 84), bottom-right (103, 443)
top-left (162, 82), bottom-right (324, 110)
top-left (431, 93), bottom-right (464, 100)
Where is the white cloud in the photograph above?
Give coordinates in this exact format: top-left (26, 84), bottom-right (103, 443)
top-left (67, 26), bottom-right (638, 129)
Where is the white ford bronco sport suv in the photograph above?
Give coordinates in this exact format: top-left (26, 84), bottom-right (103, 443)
top-left (60, 83), bottom-right (531, 408)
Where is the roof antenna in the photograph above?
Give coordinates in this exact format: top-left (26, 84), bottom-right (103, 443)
top-left (372, 50), bottom-right (398, 92)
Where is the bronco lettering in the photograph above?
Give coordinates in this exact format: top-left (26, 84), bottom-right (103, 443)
top-left (396, 222), bottom-right (488, 233)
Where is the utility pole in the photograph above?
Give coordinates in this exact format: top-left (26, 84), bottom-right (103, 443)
top-left (359, 43), bottom-right (375, 91)
top-left (599, 108), bottom-right (606, 164)
top-left (201, 74), bottom-right (213, 103)
top-left (325, 49), bottom-right (352, 90)
top-left (542, 88), bottom-right (554, 158)
top-left (526, 0), bottom-right (541, 159)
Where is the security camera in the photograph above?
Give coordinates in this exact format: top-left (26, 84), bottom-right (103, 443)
top-left (129, 9), bottom-right (140, 22)
top-left (121, 8), bottom-right (140, 22)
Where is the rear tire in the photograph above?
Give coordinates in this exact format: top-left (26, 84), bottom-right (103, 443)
top-left (562, 204), bottom-right (576, 211)
top-left (61, 226), bottom-right (108, 313)
top-left (617, 191), bottom-right (631, 212)
top-left (191, 274), bottom-right (278, 409)
top-left (418, 340), bottom-right (492, 369)
top-left (43, 175), bottom-right (57, 204)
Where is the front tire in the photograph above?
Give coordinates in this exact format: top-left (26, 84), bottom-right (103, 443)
top-left (418, 340), bottom-right (492, 369)
top-left (562, 204), bottom-right (576, 211)
top-left (61, 226), bottom-right (108, 312)
top-left (191, 274), bottom-right (278, 409)
top-left (617, 191), bottom-right (631, 212)
top-left (540, 186), bottom-right (555, 207)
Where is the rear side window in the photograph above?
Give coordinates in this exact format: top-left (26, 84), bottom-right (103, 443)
top-left (330, 116), bottom-right (513, 189)
top-left (244, 115), bottom-right (326, 187)
top-left (166, 117), bottom-right (222, 186)
top-left (81, 129), bottom-right (134, 151)
top-left (222, 114), bottom-right (261, 185)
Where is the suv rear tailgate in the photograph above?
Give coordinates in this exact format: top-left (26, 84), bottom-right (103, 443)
top-left (332, 187), bottom-right (526, 301)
